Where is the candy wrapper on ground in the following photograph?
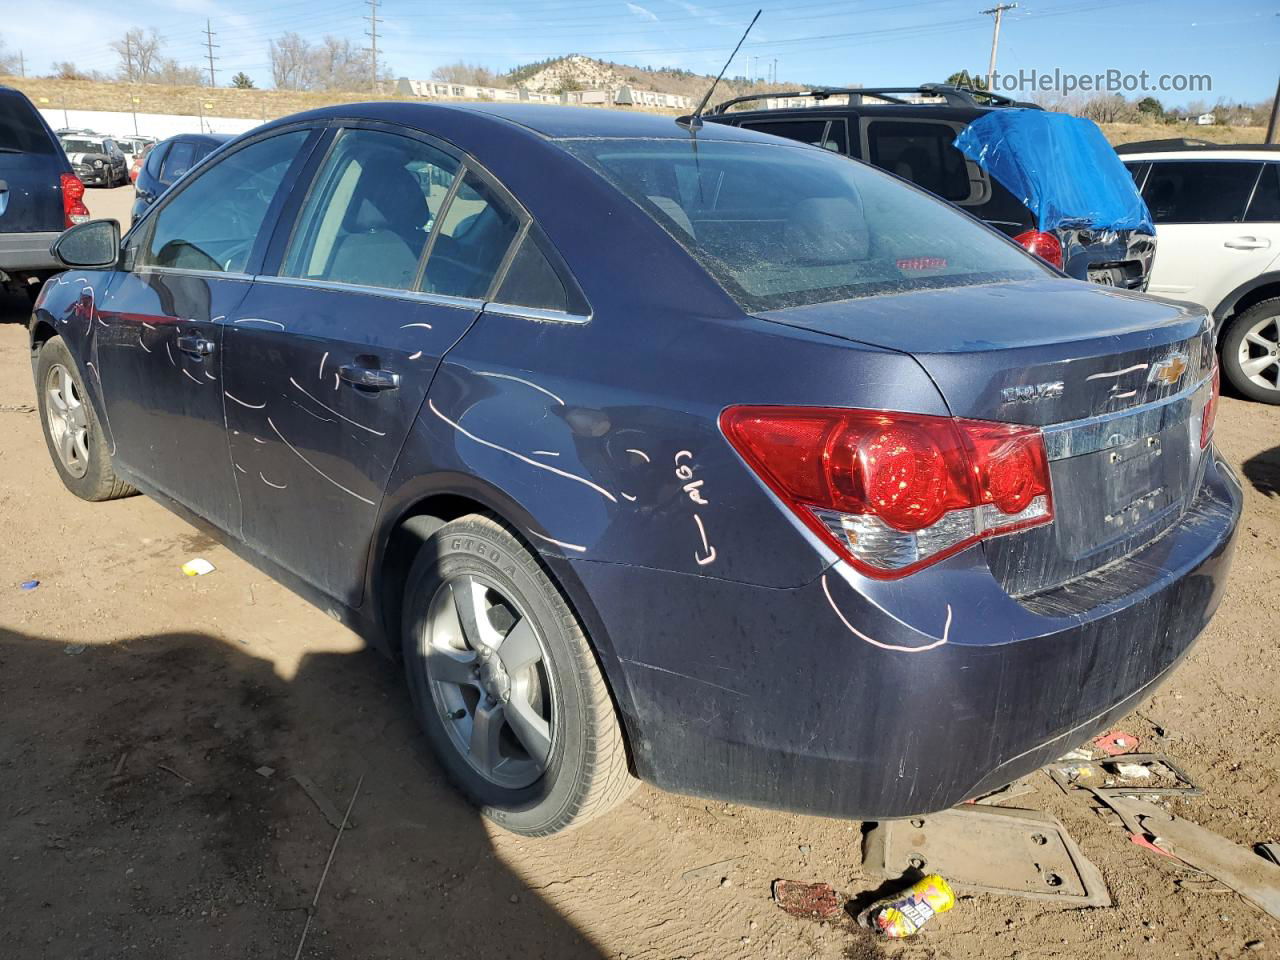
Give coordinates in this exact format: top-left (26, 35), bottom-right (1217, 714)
top-left (859, 874), bottom-right (956, 938)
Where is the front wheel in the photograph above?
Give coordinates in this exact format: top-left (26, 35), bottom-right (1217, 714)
top-left (402, 513), bottom-right (636, 836)
top-left (35, 336), bottom-right (136, 501)
top-left (1221, 299), bottom-right (1280, 404)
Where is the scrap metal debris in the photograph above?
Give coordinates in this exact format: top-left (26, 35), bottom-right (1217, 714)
top-left (1101, 795), bottom-right (1280, 922)
top-left (772, 879), bottom-right (844, 920)
top-left (1048, 753), bottom-right (1200, 799)
top-left (857, 874), bottom-right (956, 938)
top-left (291, 775), bottom-right (363, 960)
top-left (863, 806), bottom-right (1111, 907)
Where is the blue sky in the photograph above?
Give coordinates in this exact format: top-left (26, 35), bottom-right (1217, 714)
top-left (8, 0), bottom-right (1279, 107)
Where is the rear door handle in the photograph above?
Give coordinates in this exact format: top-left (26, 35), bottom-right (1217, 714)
top-left (1224, 237), bottom-right (1271, 250)
top-left (176, 334), bottom-right (215, 357)
top-left (338, 364), bottom-right (400, 391)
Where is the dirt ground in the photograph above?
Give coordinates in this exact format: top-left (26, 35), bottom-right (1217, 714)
top-left (1, 186), bottom-right (1278, 960)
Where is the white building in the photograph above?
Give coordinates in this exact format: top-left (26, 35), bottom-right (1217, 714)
top-left (395, 77), bottom-right (691, 110)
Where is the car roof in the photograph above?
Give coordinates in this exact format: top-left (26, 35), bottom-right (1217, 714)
top-left (1119, 146), bottom-right (1280, 161)
top-left (1116, 138), bottom-right (1280, 157)
top-left (258, 100), bottom-right (776, 144)
top-left (166, 132), bottom-right (233, 146)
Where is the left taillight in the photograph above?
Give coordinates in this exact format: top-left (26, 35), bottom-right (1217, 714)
top-left (720, 406), bottom-right (1054, 578)
top-left (60, 173), bottom-right (89, 227)
top-left (1013, 229), bottom-right (1063, 270)
top-left (1200, 363), bottom-right (1219, 449)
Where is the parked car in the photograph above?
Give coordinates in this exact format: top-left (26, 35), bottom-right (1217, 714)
top-left (31, 104), bottom-right (1240, 836)
top-left (128, 143), bottom-right (153, 183)
top-left (131, 132), bottom-right (230, 221)
top-left (57, 132), bottom-right (129, 187)
top-left (705, 84), bottom-right (1157, 290)
top-left (116, 135), bottom-right (157, 180)
top-left (0, 87), bottom-right (89, 299)
top-left (1119, 141), bottom-right (1280, 403)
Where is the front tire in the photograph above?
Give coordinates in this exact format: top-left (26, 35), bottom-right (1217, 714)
top-left (402, 513), bottom-right (635, 836)
top-left (1221, 298), bottom-right (1280, 404)
top-left (35, 336), bottom-right (135, 501)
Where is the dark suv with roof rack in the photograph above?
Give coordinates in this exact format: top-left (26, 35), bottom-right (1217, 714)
top-left (706, 83), bottom-right (1156, 290)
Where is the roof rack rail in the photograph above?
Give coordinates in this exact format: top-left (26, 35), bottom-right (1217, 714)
top-left (708, 83), bottom-right (1038, 115)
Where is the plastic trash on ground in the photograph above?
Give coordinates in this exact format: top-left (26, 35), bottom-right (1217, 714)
top-left (954, 109), bottom-right (1154, 236)
top-left (181, 558), bottom-right (216, 577)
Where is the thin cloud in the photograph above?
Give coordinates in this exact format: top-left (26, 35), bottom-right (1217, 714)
top-left (626, 2), bottom-right (659, 22)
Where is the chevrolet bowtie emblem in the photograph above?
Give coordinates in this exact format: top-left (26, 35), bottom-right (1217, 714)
top-left (1149, 352), bottom-right (1189, 388)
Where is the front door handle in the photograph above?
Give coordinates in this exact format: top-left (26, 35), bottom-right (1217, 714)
top-left (176, 334), bottom-right (215, 357)
top-left (338, 364), bottom-right (399, 391)
top-left (1224, 236), bottom-right (1271, 250)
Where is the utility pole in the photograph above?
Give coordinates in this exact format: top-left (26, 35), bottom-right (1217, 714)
top-left (203, 19), bottom-right (220, 87)
top-left (980, 3), bottom-right (1016, 92)
top-left (124, 34), bottom-right (134, 83)
top-left (1267, 72), bottom-right (1280, 145)
top-left (365, 0), bottom-right (382, 92)
top-left (18, 50), bottom-right (24, 78)
top-left (771, 58), bottom-right (777, 84)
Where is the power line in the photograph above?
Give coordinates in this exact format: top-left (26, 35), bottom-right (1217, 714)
top-left (980, 2), bottom-right (1017, 90)
top-left (204, 19), bottom-right (220, 87)
top-left (366, 0), bottom-right (382, 91)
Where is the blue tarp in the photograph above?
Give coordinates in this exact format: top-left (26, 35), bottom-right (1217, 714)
top-left (954, 109), bottom-right (1154, 235)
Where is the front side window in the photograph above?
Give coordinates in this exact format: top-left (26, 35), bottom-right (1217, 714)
top-left (565, 138), bottom-right (1047, 313)
top-left (1246, 164), bottom-right (1280, 223)
top-left (282, 129), bottom-right (459, 291)
top-left (418, 169), bottom-right (521, 299)
top-left (866, 120), bottom-right (971, 202)
top-left (1141, 161), bottom-right (1261, 224)
top-left (140, 130), bottom-right (308, 274)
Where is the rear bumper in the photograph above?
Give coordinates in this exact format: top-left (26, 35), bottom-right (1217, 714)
top-left (0, 231), bottom-right (60, 273)
top-left (572, 451), bottom-right (1241, 820)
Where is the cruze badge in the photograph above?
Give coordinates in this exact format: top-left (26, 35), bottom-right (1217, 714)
top-left (1148, 352), bottom-right (1189, 388)
top-left (1001, 381), bottom-right (1064, 404)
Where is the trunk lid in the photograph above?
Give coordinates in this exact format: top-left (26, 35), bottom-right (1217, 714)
top-left (757, 278), bottom-right (1216, 596)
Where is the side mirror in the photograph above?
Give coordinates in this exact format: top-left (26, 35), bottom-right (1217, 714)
top-left (50, 219), bottom-right (120, 269)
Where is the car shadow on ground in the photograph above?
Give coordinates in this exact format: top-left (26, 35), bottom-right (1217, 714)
top-left (1242, 445), bottom-right (1280, 498)
top-left (0, 627), bottom-right (604, 959)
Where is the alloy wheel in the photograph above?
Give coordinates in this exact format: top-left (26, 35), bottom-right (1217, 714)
top-left (1236, 313), bottom-right (1280, 393)
top-left (423, 574), bottom-right (557, 789)
top-left (45, 363), bottom-right (90, 479)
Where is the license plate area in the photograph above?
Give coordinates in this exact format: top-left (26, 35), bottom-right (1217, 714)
top-left (1088, 267), bottom-right (1123, 286)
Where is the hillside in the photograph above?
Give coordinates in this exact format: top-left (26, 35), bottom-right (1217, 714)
top-left (504, 54), bottom-right (790, 102)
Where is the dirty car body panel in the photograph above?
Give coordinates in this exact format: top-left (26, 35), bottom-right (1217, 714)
top-left (31, 103), bottom-right (1241, 821)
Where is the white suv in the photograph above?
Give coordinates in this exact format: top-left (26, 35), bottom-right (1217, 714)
top-left (1121, 142), bottom-right (1280, 403)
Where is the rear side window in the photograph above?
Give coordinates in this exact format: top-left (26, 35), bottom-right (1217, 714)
top-left (493, 226), bottom-right (586, 314)
top-left (419, 170), bottom-right (521, 299)
top-left (282, 128), bottom-right (459, 291)
top-left (741, 118), bottom-right (847, 154)
top-left (866, 120), bottom-right (971, 202)
top-left (141, 131), bottom-right (308, 274)
top-left (1246, 164), bottom-right (1280, 223)
top-left (1142, 161), bottom-right (1261, 224)
top-left (161, 141), bottom-right (196, 182)
top-left (0, 93), bottom-right (55, 154)
top-left (566, 138), bottom-right (1046, 313)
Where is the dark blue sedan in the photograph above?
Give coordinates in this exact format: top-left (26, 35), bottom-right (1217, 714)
top-left (130, 132), bottom-right (231, 223)
top-left (30, 102), bottom-right (1240, 836)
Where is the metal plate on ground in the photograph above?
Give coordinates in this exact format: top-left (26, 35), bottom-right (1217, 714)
top-left (862, 806), bottom-right (1111, 907)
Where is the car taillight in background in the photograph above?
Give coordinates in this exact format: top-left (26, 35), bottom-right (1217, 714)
top-left (721, 407), bottom-right (1054, 578)
top-left (1013, 229), bottom-right (1064, 270)
top-left (60, 173), bottom-right (89, 227)
top-left (1200, 363), bottom-right (1220, 449)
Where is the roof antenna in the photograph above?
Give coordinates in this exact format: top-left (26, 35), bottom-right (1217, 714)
top-left (678, 9), bottom-right (762, 131)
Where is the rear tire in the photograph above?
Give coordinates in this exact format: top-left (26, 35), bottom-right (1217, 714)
top-left (35, 336), bottom-right (136, 501)
top-left (401, 513), bottom-right (636, 836)
top-left (1221, 299), bottom-right (1280, 405)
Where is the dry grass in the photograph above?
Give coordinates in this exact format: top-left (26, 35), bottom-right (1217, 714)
top-left (1100, 121), bottom-right (1270, 146)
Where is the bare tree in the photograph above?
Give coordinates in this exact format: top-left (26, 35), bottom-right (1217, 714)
top-left (154, 57), bottom-right (205, 86)
top-left (432, 61), bottom-right (501, 87)
top-left (111, 28), bottom-right (163, 82)
top-left (50, 61), bottom-right (90, 81)
top-left (269, 32), bottom-right (314, 91)
top-left (311, 36), bottom-right (370, 91)
top-left (0, 38), bottom-right (20, 76)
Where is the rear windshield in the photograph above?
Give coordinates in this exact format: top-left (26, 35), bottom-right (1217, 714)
top-left (61, 138), bottom-right (105, 154)
top-left (563, 138), bottom-right (1047, 312)
top-left (0, 92), bottom-right (55, 155)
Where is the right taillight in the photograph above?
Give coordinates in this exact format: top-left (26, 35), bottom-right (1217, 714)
top-left (721, 406), bottom-right (1054, 578)
top-left (1200, 363), bottom-right (1219, 449)
top-left (60, 173), bottom-right (89, 227)
top-left (1013, 229), bottom-right (1063, 270)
